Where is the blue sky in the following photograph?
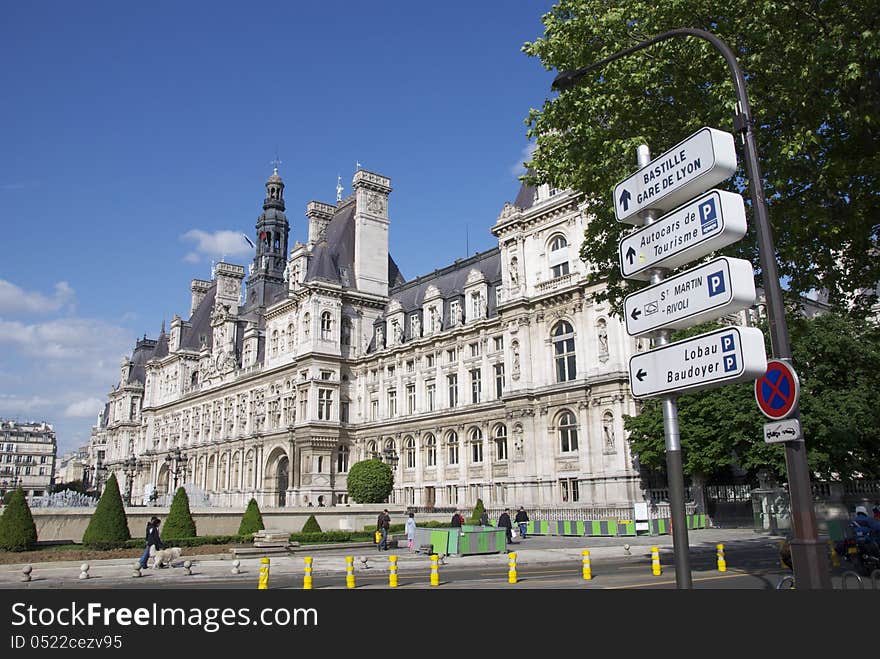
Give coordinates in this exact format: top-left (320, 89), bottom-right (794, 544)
top-left (0, 2), bottom-right (558, 454)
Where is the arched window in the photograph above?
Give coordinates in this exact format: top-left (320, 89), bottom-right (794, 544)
top-left (553, 321), bottom-right (577, 382)
top-left (337, 445), bottom-right (350, 473)
top-left (446, 431), bottom-right (459, 465)
top-left (244, 343), bottom-right (253, 366)
top-left (425, 434), bottom-right (436, 467)
top-left (558, 410), bottom-right (578, 452)
top-left (469, 427), bottom-right (483, 464)
top-left (303, 313), bottom-right (311, 339)
top-left (493, 424), bottom-right (508, 461)
top-left (287, 322), bottom-right (296, 350)
top-left (367, 439), bottom-right (377, 460)
top-left (549, 233), bottom-right (570, 278)
top-left (321, 312), bottom-right (333, 340)
top-left (404, 436), bottom-right (416, 469)
top-left (270, 330), bottom-right (279, 356)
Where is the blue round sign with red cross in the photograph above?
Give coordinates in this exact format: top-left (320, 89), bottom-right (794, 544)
top-left (755, 359), bottom-right (800, 420)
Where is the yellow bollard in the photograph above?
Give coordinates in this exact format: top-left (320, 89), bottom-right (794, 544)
top-left (430, 554), bottom-right (440, 586)
top-left (651, 546), bottom-right (662, 576)
top-left (508, 551), bottom-right (518, 584)
top-left (345, 556), bottom-right (356, 589)
top-left (582, 550), bottom-right (592, 580)
top-left (716, 543), bottom-right (727, 572)
top-left (258, 557), bottom-right (270, 590)
top-left (303, 556), bottom-right (313, 590)
top-left (389, 555), bottom-right (398, 588)
top-left (829, 540), bottom-right (840, 568)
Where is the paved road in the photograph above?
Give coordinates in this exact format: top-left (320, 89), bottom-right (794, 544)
top-left (2, 528), bottom-right (872, 590)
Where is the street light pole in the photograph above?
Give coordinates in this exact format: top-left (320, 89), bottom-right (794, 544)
top-left (552, 27), bottom-right (830, 589)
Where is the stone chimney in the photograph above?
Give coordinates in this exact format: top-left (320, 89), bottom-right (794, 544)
top-left (190, 279), bottom-right (212, 316)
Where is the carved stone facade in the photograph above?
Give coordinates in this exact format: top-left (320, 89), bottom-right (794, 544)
top-left (90, 169), bottom-right (644, 509)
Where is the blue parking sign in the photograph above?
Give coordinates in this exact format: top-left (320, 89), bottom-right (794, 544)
top-left (699, 196), bottom-right (718, 234)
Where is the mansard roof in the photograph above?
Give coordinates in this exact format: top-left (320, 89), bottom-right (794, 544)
top-left (303, 199), bottom-right (405, 288)
top-left (386, 246), bottom-right (501, 320)
top-left (180, 283), bottom-right (216, 352)
top-left (513, 180), bottom-right (537, 210)
top-left (126, 337), bottom-right (158, 385)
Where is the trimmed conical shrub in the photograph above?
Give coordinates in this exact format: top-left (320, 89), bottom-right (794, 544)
top-left (238, 498), bottom-right (265, 536)
top-left (82, 474), bottom-right (130, 546)
top-left (301, 514), bottom-right (321, 533)
top-left (0, 488), bottom-right (38, 551)
top-left (468, 498), bottom-right (486, 525)
top-left (163, 487), bottom-right (197, 539)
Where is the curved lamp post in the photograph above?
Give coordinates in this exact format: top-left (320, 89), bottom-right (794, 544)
top-left (552, 27), bottom-right (829, 589)
top-left (164, 447), bottom-right (189, 493)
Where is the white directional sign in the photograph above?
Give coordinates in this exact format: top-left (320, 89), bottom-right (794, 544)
top-left (614, 127), bottom-right (738, 224)
top-left (763, 419), bottom-right (802, 444)
top-left (629, 326), bottom-right (767, 399)
top-left (618, 190), bottom-right (747, 280)
top-left (624, 257), bottom-right (756, 337)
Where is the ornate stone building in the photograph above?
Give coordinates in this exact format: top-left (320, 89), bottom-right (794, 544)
top-left (1, 420), bottom-right (57, 497)
top-left (91, 166), bottom-right (645, 509)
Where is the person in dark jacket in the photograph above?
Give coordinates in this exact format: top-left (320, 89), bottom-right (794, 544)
top-left (514, 506), bottom-right (530, 539)
top-left (497, 509), bottom-right (513, 543)
top-left (479, 510), bottom-right (490, 527)
top-left (376, 509), bottom-right (391, 551)
top-left (138, 516), bottom-right (162, 569)
top-left (450, 509), bottom-right (463, 527)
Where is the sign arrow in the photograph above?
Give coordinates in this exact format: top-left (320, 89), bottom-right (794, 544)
top-left (619, 189), bottom-right (631, 212)
top-left (630, 307), bottom-right (642, 321)
top-left (625, 246), bottom-right (636, 265)
top-left (635, 368), bottom-right (647, 382)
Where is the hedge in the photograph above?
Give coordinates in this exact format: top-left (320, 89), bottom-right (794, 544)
top-left (82, 474), bottom-right (130, 546)
top-left (0, 488), bottom-right (38, 551)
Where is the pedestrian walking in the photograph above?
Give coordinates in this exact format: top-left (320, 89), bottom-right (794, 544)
top-left (405, 512), bottom-right (417, 552)
top-left (138, 516), bottom-right (162, 570)
top-left (377, 509), bottom-right (391, 551)
top-left (450, 509), bottom-right (463, 527)
top-left (497, 508), bottom-right (513, 543)
top-left (479, 509), bottom-right (490, 527)
top-left (514, 506), bottom-right (529, 539)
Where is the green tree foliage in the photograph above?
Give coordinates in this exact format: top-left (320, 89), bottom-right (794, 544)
top-left (468, 498), bottom-right (487, 525)
top-left (625, 314), bottom-right (880, 482)
top-left (346, 459), bottom-right (394, 504)
top-left (82, 474), bottom-right (130, 546)
top-left (301, 514), bottom-right (322, 534)
top-left (523, 1), bottom-right (879, 316)
top-left (163, 487), bottom-right (197, 540)
top-left (0, 488), bottom-right (38, 551)
top-left (237, 498), bottom-right (265, 536)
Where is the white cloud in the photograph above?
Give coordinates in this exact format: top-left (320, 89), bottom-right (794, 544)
top-left (0, 318), bottom-right (130, 360)
top-left (181, 229), bottom-right (253, 263)
top-left (510, 142), bottom-right (538, 177)
top-left (63, 398), bottom-right (105, 418)
top-left (0, 279), bottom-right (76, 315)
top-left (0, 394), bottom-right (54, 415)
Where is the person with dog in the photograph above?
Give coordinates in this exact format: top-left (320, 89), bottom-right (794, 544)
top-left (138, 516), bottom-right (163, 570)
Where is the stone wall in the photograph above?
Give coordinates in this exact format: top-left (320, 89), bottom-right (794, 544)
top-left (30, 506), bottom-right (442, 544)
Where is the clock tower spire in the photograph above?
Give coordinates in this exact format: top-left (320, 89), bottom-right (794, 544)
top-left (244, 164), bottom-right (290, 310)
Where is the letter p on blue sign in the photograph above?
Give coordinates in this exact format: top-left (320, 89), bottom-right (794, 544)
top-left (699, 197), bottom-right (718, 234)
top-left (708, 270), bottom-right (726, 297)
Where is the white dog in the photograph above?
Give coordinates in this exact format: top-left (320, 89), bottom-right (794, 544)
top-left (150, 546), bottom-right (182, 568)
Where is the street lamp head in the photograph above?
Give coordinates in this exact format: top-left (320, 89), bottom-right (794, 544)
top-left (551, 68), bottom-right (588, 91)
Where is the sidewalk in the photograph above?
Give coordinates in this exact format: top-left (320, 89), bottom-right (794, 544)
top-left (0, 527), bottom-right (785, 589)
